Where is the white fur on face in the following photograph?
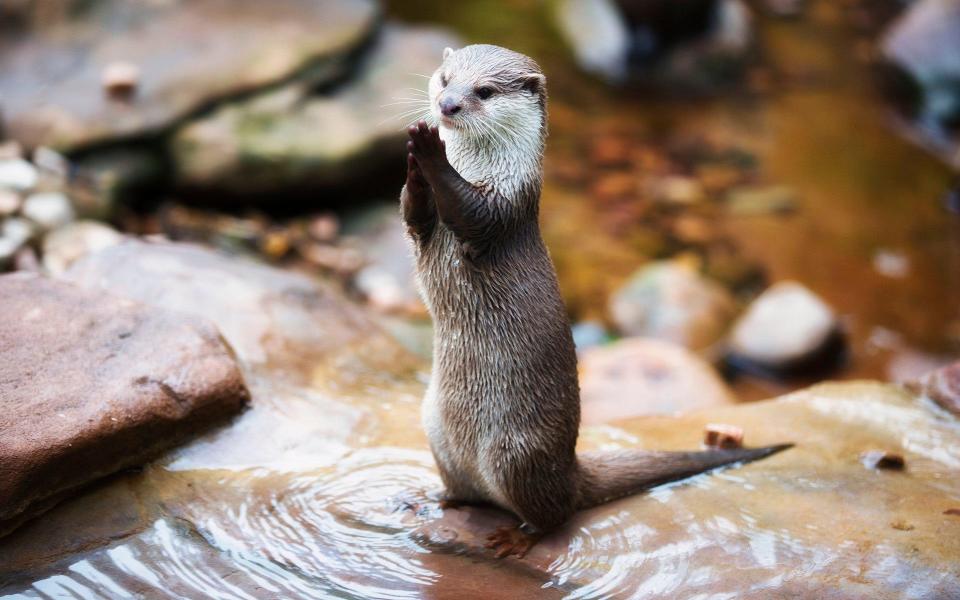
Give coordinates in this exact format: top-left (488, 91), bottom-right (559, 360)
top-left (426, 45), bottom-right (546, 202)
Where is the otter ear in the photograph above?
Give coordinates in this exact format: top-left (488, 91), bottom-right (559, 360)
top-left (443, 47), bottom-right (454, 60)
top-left (521, 73), bottom-right (545, 95)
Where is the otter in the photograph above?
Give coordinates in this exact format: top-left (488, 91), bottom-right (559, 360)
top-left (400, 44), bottom-right (790, 558)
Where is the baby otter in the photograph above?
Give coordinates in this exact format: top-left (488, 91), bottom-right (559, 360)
top-left (400, 44), bottom-right (790, 558)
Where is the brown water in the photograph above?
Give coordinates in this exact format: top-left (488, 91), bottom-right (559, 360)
top-left (3, 1), bottom-right (960, 598)
top-left (387, 0), bottom-right (960, 400)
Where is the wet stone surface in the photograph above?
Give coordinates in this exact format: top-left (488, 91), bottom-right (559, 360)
top-left (0, 0), bottom-right (378, 151)
top-left (0, 272), bottom-right (249, 536)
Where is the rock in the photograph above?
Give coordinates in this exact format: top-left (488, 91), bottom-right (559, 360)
top-left (0, 273), bottom-right (249, 535)
top-left (609, 259), bottom-right (737, 350)
top-left (408, 381), bottom-right (960, 597)
top-left (0, 159), bottom-right (38, 191)
top-left (554, 0), bottom-right (753, 87)
top-left (579, 337), bottom-right (737, 423)
top-left (0, 141), bottom-right (24, 160)
top-left (882, 0), bottom-right (960, 128)
top-left (0, 190), bottom-right (21, 217)
top-left (41, 220), bottom-right (123, 275)
top-left (0, 217), bottom-right (35, 267)
top-left (860, 450), bottom-right (906, 470)
top-left (907, 360), bottom-right (960, 418)
top-left (653, 175), bottom-right (705, 205)
top-left (726, 184), bottom-right (797, 215)
top-left (101, 61), bottom-right (140, 100)
top-left (728, 281), bottom-right (842, 375)
top-left (12, 245), bottom-right (40, 272)
top-left (344, 203), bottom-right (423, 315)
top-left (0, 0), bottom-right (378, 151)
top-left (61, 239), bottom-right (395, 375)
top-left (21, 191), bottom-right (75, 231)
top-left (553, 0), bottom-right (631, 82)
top-left (172, 24), bottom-right (461, 196)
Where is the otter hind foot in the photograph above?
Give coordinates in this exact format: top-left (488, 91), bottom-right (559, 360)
top-left (485, 525), bottom-right (542, 559)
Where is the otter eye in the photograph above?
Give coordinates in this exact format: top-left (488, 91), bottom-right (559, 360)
top-left (475, 86), bottom-right (494, 100)
top-left (440, 74), bottom-right (449, 87)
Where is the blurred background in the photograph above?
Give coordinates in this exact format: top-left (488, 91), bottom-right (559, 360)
top-left (3, 0), bottom-right (960, 596)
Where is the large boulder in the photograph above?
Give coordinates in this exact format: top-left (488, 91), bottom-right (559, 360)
top-left (0, 0), bottom-right (378, 152)
top-left (0, 273), bottom-right (249, 535)
top-left (61, 239), bottom-right (389, 376)
top-left (171, 24), bottom-right (461, 196)
top-left (579, 337), bottom-right (737, 423)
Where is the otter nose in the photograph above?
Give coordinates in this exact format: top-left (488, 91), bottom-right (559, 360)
top-left (439, 96), bottom-right (462, 117)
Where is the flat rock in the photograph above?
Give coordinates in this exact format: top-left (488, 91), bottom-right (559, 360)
top-left (409, 381), bottom-right (960, 597)
top-left (61, 239), bottom-right (402, 377)
top-left (0, 273), bottom-right (249, 536)
top-left (579, 337), bottom-right (737, 422)
top-left (728, 280), bottom-right (841, 373)
top-left (609, 259), bottom-right (737, 350)
top-left (171, 24), bottom-right (461, 196)
top-left (0, 0), bottom-right (378, 151)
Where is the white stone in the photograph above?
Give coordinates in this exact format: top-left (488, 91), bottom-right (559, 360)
top-left (22, 192), bottom-right (76, 231)
top-left (730, 281), bottom-right (837, 367)
top-left (43, 221), bottom-right (123, 275)
top-left (0, 159), bottom-right (38, 192)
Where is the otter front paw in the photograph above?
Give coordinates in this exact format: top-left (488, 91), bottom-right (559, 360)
top-left (407, 121), bottom-right (449, 178)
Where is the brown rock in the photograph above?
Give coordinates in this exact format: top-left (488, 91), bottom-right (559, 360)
top-left (0, 273), bottom-right (249, 536)
top-left (579, 337), bottom-right (737, 423)
top-left (704, 423), bottom-right (744, 449)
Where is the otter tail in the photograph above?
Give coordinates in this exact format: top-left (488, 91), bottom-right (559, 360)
top-left (576, 444), bottom-right (793, 509)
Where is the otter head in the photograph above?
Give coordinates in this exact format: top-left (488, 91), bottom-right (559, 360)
top-left (429, 45), bottom-right (547, 149)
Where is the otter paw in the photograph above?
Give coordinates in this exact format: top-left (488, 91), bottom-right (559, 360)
top-left (407, 120), bottom-right (447, 172)
top-left (405, 153), bottom-right (429, 199)
top-left (484, 526), bottom-right (540, 559)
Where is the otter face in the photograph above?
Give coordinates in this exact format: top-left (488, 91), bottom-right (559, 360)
top-left (429, 45), bottom-right (546, 144)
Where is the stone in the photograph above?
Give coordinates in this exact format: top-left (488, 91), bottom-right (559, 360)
top-left (41, 220), bottom-right (123, 275)
top-left (408, 382), bottom-right (960, 597)
top-left (0, 273), bottom-right (249, 535)
top-left (21, 192), bottom-right (75, 231)
top-left (0, 158), bottom-right (38, 191)
top-left (907, 360), bottom-right (960, 418)
top-left (653, 175), bottom-right (705, 205)
top-left (0, 190), bottom-right (21, 217)
top-left (609, 259), bottom-right (738, 350)
top-left (0, 0), bottom-right (378, 151)
top-left (61, 239), bottom-right (399, 376)
top-left (579, 337), bottom-right (737, 423)
top-left (554, 0), bottom-right (753, 87)
top-left (703, 423), bottom-right (744, 448)
top-left (101, 61), bottom-right (140, 99)
top-left (0, 217), bottom-right (35, 267)
top-left (882, 0), bottom-right (960, 127)
top-left (0, 141), bottom-right (24, 160)
top-left (172, 24), bottom-right (461, 196)
top-left (728, 281), bottom-right (841, 374)
top-left (344, 203), bottom-right (424, 315)
top-left (571, 320), bottom-right (612, 353)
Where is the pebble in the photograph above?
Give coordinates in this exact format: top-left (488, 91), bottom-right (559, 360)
top-left (102, 61), bottom-right (140, 99)
top-left (22, 192), bottom-right (76, 230)
top-left (654, 175), bottom-right (705, 205)
top-left (0, 159), bottom-right (39, 192)
top-left (861, 450), bottom-right (905, 470)
top-left (704, 423), bottom-right (744, 449)
top-left (727, 185), bottom-right (797, 216)
top-left (308, 213), bottom-right (340, 243)
top-left (0, 190), bottom-right (21, 217)
top-left (728, 281), bottom-right (839, 371)
top-left (571, 320), bottom-right (611, 353)
top-left (42, 221), bottom-right (123, 275)
top-left (0, 140), bottom-right (23, 160)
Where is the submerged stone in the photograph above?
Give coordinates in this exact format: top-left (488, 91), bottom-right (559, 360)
top-left (579, 337), bottom-right (737, 422)
top-left (0, 0), bottom-right (378, 151)
top-left (0, 273), bottom-right (249, 536)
